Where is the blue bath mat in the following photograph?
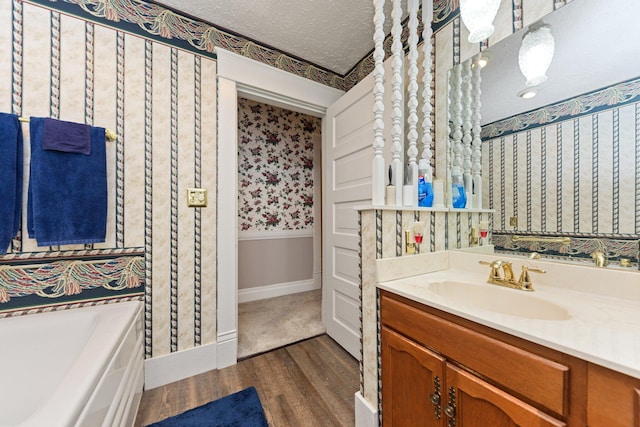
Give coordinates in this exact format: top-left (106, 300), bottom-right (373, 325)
top-left (146, 386), bottom-right (268, 427)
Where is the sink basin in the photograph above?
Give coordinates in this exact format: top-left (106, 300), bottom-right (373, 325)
top-left (427, 281), bottom-right (571, 320)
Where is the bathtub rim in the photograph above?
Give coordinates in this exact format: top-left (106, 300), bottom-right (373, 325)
top-left (9, 301), bottom-right (143, 427)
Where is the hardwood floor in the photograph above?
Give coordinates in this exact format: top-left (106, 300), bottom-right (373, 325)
top-left (134, 335), bottom-right (359, 426)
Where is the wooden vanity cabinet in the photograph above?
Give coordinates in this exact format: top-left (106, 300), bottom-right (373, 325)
top-left (380, 290), bottom-right (588, 426)
top-left (382, 327), bottom-right (445, 426)
top-left (587, 363), bottom-right (640, 427)
top-left (382, 326), bottom-right (564, 426)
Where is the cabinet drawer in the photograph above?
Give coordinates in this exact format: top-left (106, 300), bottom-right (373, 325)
top-left (380, 291), bottom-right (570, 417)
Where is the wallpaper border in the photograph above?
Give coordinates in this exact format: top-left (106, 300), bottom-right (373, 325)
top-left (26, 0), bottom-right (218, 60)
top-left (482, 77), bottom-right (640, 139)
top-left (493, 231), bottom-right (640, 268)
top-left (0, 252), bottom-right (145, 313)
top-left (26, 0), bottom-right (459, 92)
top-left (433, 0), bottom-right (459, 32)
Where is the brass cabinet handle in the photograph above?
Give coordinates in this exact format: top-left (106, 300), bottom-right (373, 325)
top-left (444, 404), bottom-right (456, 418)
top-left (430, 376), bottom-right (442, 420)
top-left (445, 386), bottom-right (457, 426)
top-left (430, 392), bottom-right (441, 405)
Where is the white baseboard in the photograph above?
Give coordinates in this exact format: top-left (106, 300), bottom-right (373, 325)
top-left (144, 341), bottom-right (218, 390)
top-left (238, 229), bottom-right (313, 240)
top-left (217, 330), bottom-right (238, 369)
top-left (238, 278), bottom-right (320, 303)
top-left (355, 391), bottom-right (378, 427)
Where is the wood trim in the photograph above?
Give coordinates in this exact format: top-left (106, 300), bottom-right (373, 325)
top-left (636, 388), bottom-right (640, 427)
top-left (355, 391), bottom-right (378, 427)
top-left (237, 278), bottom-right (318, 303)
top-left (216, 49), bottom-right (342, 367)
top-left (217, 76), bottom-right (239, 367)
top-left (216, 49), bottom-right (344, 115)
top-left (144, 341), bottom-right (218, 390)
top-left (238, 229), bottom-right (314, 241)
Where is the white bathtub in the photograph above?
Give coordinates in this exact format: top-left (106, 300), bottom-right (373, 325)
top-left (0, 301), bottom-right (144, 427)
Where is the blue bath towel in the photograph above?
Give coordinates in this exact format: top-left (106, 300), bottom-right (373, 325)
top-left (0, 113), bottom-right (23, 254)
top-left (28, 117), bottom-right (107, 246)
top-left (42, 118), bottom-right (92, 155)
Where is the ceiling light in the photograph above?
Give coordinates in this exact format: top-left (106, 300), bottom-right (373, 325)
top-left (518, 23), bottom-right (555, 87)
top-left (517, 88), bottom-right (537, 99)
top-left (460, 0), bottom-right (501, 43)
top-left (471, 55), bottom-right (489, 69)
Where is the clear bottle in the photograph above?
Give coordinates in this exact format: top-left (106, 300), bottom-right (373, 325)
top-left (451, 173), bottom-right (467, 209)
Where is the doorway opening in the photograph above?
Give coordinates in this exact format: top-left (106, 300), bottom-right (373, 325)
top-left (236, 97), bottom-right (324, 358)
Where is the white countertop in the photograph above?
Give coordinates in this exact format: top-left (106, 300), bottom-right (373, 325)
top-left (377, 250), bottom-right (640, 379)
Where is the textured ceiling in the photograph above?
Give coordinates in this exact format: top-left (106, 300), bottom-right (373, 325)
top-left (153, 0), bottom-right (408, 76)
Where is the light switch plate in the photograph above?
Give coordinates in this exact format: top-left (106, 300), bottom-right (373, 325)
top-left (187, 188), bottom-right (208, 207)
top-left (510, 216), bottom-right (518, 227)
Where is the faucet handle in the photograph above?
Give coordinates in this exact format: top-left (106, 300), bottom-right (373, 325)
top-left (479, 260), bottom-right (503, 280)
top-left (478, 260), bottom-right (502, 268)
top-left (518, 266), bottom-right (546, 291)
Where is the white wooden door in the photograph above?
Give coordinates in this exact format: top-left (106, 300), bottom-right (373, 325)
top-left (322, 74), bottom-right (375, 359)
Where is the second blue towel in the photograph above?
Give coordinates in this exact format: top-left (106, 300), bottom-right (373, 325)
top-left (28, 117), bottom-right (107, 246)
top-left (0, 113), bottom-right (23, 254)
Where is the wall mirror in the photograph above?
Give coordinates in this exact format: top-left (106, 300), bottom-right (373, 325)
top-left (449, 0), bottom-right (640, 265)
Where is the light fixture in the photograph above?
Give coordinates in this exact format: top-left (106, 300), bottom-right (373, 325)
top-left (471, 55), bottom-right (489, 69)
top-left (517, 88), bottom-right (537, 99)
top-left (518, 23), bottom-right (555, 87)
top-left (460, 0), bottom-right (501, 43)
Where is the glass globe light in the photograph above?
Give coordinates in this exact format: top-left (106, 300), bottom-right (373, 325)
top-left (460, 0), bottom-right (502, 43)
top-left (518, 23), bottom-right (555, 87)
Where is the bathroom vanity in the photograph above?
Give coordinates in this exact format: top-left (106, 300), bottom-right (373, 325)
top-left (376, 251), bottom-right (640, 426)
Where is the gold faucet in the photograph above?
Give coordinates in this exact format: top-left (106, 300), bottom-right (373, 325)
top-left (470, 227), bottom-right (479, 246)
top-left (517, 266), bottom-right (546, 291)
top-left (479, 260), bottom-right (545, 291)
top-left (590, 250), bottom-right (607, 267)
top-left (590, 240), bottom-right (608, 267)
top-left (405, 230), bottom-right (416, 255)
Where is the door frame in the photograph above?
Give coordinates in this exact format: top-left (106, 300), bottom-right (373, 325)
top-left (216, 48), bottom-right (343, 367)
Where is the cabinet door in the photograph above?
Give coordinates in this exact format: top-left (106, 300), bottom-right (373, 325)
top-left (382, 327), bottom-right (446, 427)
top-left (587, 363), bottom-right (640, 427)
top-left (444, 364), bottom-right (566, 427)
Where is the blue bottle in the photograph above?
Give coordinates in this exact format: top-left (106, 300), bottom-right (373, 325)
top-left (451, 174), bottom-right (466, 208)
top-left (418, 160), bottom-right (434, 207)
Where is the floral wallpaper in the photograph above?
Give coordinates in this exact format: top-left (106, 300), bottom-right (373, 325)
top-left (238, 99), bottom-right (320, 232)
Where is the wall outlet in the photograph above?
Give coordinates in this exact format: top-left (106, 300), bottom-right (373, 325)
top-left (510, 216), bottom-right (518, 227)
